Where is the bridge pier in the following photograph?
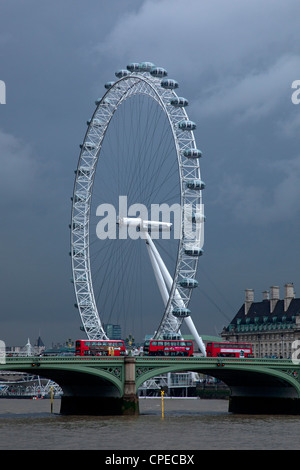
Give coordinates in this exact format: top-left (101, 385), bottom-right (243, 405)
top-left (122, 356), bottom-right (139, 415)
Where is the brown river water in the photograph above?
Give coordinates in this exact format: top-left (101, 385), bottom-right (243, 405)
top-left (0, 397), bottom-right (299, 450)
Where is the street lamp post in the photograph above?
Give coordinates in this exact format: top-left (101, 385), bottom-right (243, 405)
top-left (126, 334), bottom-right (135, 356)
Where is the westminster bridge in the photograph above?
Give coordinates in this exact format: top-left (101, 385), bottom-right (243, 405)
top-left (1, 355), bottom-right (300, 415)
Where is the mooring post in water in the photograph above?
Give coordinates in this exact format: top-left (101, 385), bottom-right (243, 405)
top-left (50, 386), bottom-right (53, 413)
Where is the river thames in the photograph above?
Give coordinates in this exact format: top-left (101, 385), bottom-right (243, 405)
top-left (0, 397), bottom-right (299, 450)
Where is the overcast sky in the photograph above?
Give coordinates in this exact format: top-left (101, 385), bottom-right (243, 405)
top-left (1, 0), bottom-right (300, 347)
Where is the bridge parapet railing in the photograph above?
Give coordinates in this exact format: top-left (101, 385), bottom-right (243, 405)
top-left (136, 356), bottom-right (297, 366)
top-left (4, 356), bottom-right (125, 364)
top-left (3, 355), bottom-right (297, 367)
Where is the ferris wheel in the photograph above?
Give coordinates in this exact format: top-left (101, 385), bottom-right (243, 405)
top-left (70, 61), bottom-right (206, 355)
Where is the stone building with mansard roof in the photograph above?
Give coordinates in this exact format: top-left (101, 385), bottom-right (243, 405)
top-left (221, 283), bottom-right (300, 358)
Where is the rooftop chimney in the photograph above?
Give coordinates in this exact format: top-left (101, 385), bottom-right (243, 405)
top-left (284, 283), bottom-right (295, 311)
top-left (262, 290), bottom-right (269, 301)
top-left (244, 288), bottom-right (254, 315)
top-left (270, 286), bottom-right (280, 313)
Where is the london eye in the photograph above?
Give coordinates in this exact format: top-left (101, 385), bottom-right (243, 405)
top-left (70, 62), bottom-right (206, 354)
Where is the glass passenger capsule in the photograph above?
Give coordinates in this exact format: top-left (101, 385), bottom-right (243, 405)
top-left (161, 79), bottom-right (179, 89)
top-left (179, 278), bottom-right (199, 288)
top-left (186, 179), bottom-right (205, 190)
top-left (138, 61), bottom-right (155, 72)
top-left (172, 308), bottom-right (191, 318)
top-left (115, 69), bottom-right (130, 78)
top-left (178, 120), bottom-right (196, 130)
top-left (183, 148), bottom-right (202, 158)
top-left (170, 97), bottom-right (188, 107)
top-left (150, 67), bottom-right (167, 78)
top-left (184, 247), bottom-right (204, 257)
top-left (104, 81), bottom-right (115, 89)
top-left (127, 62), bottom-right (140, 72)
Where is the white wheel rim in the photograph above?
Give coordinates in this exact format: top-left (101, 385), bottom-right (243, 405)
top-left (71, 64), bottom-right (204, 340)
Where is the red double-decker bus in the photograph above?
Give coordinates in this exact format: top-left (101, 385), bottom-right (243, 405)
top-left (206, 342), bottom-right (253, 358)
top-left (145, 339), bottom-right (193, 357)
top-left (75, 339), bottom-right (126, 357)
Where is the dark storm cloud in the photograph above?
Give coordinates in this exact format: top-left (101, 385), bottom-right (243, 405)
top-left (0, 0), bottom-right (300, 345)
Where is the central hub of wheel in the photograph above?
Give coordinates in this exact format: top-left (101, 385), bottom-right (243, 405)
top-left (117, 216), bottom-right (172, 232)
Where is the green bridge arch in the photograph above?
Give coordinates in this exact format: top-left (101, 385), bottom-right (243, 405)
top-left (0, 356), bottom-right (125, 398)
top-left (135, 357), bottom-right (300, 414)
top-left (135, 357), bottom-right (300, 396)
